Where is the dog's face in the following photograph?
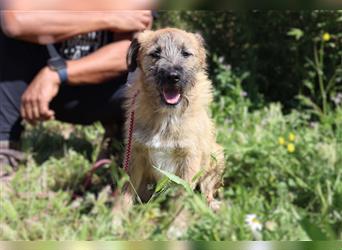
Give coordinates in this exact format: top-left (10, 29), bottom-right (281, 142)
top-left (127, 28), bottom-right (206, 107)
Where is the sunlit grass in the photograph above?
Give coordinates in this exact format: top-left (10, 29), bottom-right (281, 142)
top-left (1, 101), bottom-right (341, 240)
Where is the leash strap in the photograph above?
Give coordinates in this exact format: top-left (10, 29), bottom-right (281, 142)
top-left (123, 90), bottom-right (140, 172)
top-left (75, 90), bottom-right (139, 198)
top-left (82, 159), bottom-right (112, 188)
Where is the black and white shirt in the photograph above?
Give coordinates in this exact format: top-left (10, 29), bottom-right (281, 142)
top-left (57, 31), bottom-right (113, 60)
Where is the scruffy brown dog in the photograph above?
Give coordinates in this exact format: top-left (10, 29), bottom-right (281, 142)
top-left (115, 28), bottom-right (224, 211)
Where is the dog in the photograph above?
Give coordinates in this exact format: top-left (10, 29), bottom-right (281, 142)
top-left (115, 28), bottom-right (224, 212)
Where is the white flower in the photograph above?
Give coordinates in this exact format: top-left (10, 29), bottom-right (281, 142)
top-left (332, 92), bottom-right (342, 105)
top-left (218, 56), bottom-right (225, 64)
top-left (245, 214), bottom-right (263, 231)
top-left (245, 214), bottom-right (263, 240)
top-left (240, 91), bottom-right (248, 97)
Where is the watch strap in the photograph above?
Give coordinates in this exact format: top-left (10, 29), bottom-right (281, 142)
top-left (57, 67), bottom-right (68, 84)
top-left (47, 44), bottom-right (60, 58)
top-left (46, 44), bottom-right (68, 84)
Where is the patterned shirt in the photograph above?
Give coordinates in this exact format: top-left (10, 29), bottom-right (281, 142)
top-left (57, 31), bottom-right (113, 60)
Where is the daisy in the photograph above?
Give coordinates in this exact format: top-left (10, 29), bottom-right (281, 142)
top-left (245, 214), bottom-right (263, 240)
top-left (245, 214), bottom-right (263, 231)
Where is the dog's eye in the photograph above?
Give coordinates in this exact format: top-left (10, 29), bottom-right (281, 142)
top-left (182, 50), bottom-right (193, 58)
top-left (149, 48), bottom-right (161, 59)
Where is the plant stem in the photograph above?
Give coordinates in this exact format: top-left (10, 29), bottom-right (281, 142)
top-left (314, 41), bottom-right (327, 117)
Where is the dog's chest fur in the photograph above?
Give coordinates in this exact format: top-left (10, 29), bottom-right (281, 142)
top-left (133, 113), bottom-right (190, 177)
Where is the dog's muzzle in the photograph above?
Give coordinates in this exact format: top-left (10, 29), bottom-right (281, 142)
top-left (160, 69), bottom-right (183, 106)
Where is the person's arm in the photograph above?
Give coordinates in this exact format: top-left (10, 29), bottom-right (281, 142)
top-left (1, 10), bottom-right (152, 44)
top-left (1, 0), bottom-right (152, 45)
top-left (20, 38), bottom-right (131, 123)
top-left (67, 39), bottom-right (131, 85)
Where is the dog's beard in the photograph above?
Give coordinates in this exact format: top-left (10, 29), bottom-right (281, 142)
top-left (143, 70), bottom-right (194, 108)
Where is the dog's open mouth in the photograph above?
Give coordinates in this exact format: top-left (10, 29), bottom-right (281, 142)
top-left (162, 85), bottom-right (182, 105)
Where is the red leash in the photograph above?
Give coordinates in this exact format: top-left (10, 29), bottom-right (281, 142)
top-left (83, 159), bottom-right (112, 188)
top-left (123, 90), bottom-right (140, 172)
top-left (77, 90), bottom-right (139, 196)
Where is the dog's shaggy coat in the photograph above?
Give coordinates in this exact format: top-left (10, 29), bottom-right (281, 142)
top-left (116, 28), bottom-right (224, 209)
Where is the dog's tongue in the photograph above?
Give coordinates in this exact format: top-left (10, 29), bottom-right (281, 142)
top-left (163, 86), bottom-right (181, 105)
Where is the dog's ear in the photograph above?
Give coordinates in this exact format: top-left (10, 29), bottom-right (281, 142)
top-left (127, 38), bottom-right (141, 72)
top-left (194, 33), bottom-right (207, 70)
top-left (195, 32), bottom-right (206, 48)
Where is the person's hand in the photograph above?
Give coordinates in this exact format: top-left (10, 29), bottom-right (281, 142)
top-left (107, 11), bottom-right (152, 32)
top-left (21, 67), bottom-right (60, 125)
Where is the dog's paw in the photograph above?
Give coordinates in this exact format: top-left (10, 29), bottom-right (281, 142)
top-left (112, 214), bottom-right (125, 231)
top-left (112, 201), bottom-right (128, 217)
top-left (111, 203), bottom-right (129, 234)
top-left (209, 199), bottom-right (222, 212)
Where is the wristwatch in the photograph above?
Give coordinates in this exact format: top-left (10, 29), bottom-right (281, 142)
top-left (46, 44), bottom-right (68, 84)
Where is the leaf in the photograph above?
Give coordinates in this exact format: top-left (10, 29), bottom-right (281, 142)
top-left (303, 80), bottom-right (315, 95)
top-left (300, 217), bottom-right (330, 240)
top-left (155, 176), bottom-right (170, 193)
top-left (0, 223), bottom-right (18, 240)
top-left (296, 95), bottom-right (322, 116)
top-left (1, 200), bottom-right (18, 222)
top-left (191, 194), bottom-right (214, 217)
top-left (192, 169), bottom-right (205, 183)
top-left (152, 166), bottom-right (193, 193)
top-left (287, 28), bottom-right (304, 40)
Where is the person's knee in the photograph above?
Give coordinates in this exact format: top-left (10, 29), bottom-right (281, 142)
top-left (0, 81), bottom-right (27, 141)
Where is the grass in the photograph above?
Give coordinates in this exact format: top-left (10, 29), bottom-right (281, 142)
top-left (1, 98), bottom-right (341, 240)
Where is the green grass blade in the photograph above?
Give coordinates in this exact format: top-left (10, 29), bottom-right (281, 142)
top-left (152, 166), bottom-right (192, 193)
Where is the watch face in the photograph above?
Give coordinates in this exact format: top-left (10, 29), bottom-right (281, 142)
top-left (48, 57), bottom-right (66, 71)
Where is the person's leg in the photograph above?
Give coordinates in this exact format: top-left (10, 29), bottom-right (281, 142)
top-left (0, 80), bottom-right (27, 176)
top-left (50, 74), bottom-right (128, 161)
top-left (0, 74), bottom-right (127, 176)
top-left (50, 74), bottom-right (127, 126)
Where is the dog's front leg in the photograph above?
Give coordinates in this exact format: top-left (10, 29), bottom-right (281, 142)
top-left (112, 155), bottom-right (145, 215)
top-left (199, 170), bottom-right (221, 211)
top-left (182, 155), bottom-right (202, 190)
top-left (200, 146), bottom-right (225, 212)
top-left (167, 156), bottom-right (201, 239)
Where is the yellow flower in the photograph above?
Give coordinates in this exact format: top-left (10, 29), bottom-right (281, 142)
top-left (287, 143), bottom-right (295, 153)
top-left (278, 137), bottom-right (285, 145)
top-left (147, 208), bottom-right (159, 219)
top-left (322, 32), bottom-right (331, 42)
top-left (288, 132), bottom-right (296, 142)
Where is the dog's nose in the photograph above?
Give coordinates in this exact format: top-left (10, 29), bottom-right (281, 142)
top-left (166, 71), bottom-right (180, 83)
